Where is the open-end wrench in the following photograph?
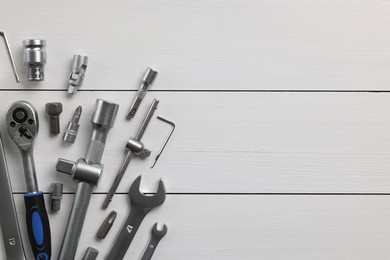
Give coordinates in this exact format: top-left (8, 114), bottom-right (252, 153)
top-left (6, 101), bottom-right (51, 260)
top-left (105, 175), bottom-right (166, 260)
top-left (0, 133), bottom-right (27, 260)
top-left (140, 223), bottom-right (168, 260)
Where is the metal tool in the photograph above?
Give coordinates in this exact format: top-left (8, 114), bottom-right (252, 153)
top-left (81, 247), bottom-right (99, 260)
top-left (23, 39), bottom-right (46, 81)
top-left (151, 116), bottom-right (176, 168)
top-left (56, 99), bottom-right (119, 260)
top-left (0, 31), bottom-right (20, 82)
top-left (46, 102), bottom-right (63, 135)
top-left (105, 175), bottom-right (166, 260)
top-left (97, 211), bottom-right (117, 239)
top-left (63, 106), bottom-right (82, 143)
top-left (127, 68), bottom-right (157, 119)
top-left (68, 55), bottom-right (88, 94)
top-left (140, 223), bottom-right (168, 260)
top-left (103, 99), bottom-right (158, 209)
top-left (7, 101), bottom-right (51, 260)
top-left (0, 133), bottom-right (27, 260)
top-left (50, 183), bottom-right (63, 211)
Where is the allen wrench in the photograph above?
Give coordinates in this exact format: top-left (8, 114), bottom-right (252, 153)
top-left (151, 116), bottom-right (176, 168)
top-left (0, 32), bottom-right (20, 82)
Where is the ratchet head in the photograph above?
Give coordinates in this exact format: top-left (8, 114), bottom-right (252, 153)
top-left (6, 101), bottom-right (38, 151)
top-left (152, 222), bottom-right (168, 238)
top-left (129, 175), bottom-right (166, 208)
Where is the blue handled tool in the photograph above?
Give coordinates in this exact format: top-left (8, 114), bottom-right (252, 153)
top-left (7, 101), bottom-right (51, 260)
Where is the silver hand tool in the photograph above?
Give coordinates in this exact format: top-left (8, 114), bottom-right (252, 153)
top-left (50, 183), bottom-right (63, 211)
top-left (68, 55), bottom-right (88, 94)
top-left (127, 68), bottom-right (157, 119)
top-left (151, 116), bottom-right (176, 168)
top-left (45, 102), bottom-right (63, 135)
top-left (140, 223), bottom-right (168, 260)
top-left (63, 106), bottom-right (82, 143)
top-left (105, 175), bottom-right (166, 260)
top-left (7, 101), bottom-right (51, 260)
top-left (23, 39), bottom-right (46, 81)
top-left (81, 247), bottom-right (99, 260)
top-left (97, 211), bottom-right (117, 239)
top-left (102, 99), bottom-right (158, 209)
top-left (0, 133), bottom-right (27, 260)
top-left (0, 31), bottom-right (20, 82)
top-left (56, 99), bottom-right (119, 260)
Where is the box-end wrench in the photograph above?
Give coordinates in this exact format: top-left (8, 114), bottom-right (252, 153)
top-left (56, 99), bottom-right (119, 260)
top-left (140, 223), bottom-right (168, 260)
top-left (6, 101), bottom-right (51, 260)
top-left (105, 175), bottom-right (166, 260)
top-left (0, 133), bottom-right (27, 260)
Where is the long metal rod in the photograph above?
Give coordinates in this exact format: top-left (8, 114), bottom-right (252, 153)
top-left (151, 116), bottom-right (176, 168)
top-left (102, 99), bottom-right (158, 209)
top-left (0, 32), bottom-right (20, 82)
top-left (0, 133), bottom-right (27, 260)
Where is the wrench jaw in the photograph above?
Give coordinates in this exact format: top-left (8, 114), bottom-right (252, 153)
top-left (152, 223), bottom-right (168, 238)
top-left (129, 175), bottom-right (166, 207)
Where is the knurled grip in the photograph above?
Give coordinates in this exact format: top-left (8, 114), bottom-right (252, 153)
top-left (85, 139), bottom-right (105, 165)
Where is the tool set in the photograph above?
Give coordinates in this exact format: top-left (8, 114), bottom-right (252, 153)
top-left (0, 36), bottom-right (173, 260)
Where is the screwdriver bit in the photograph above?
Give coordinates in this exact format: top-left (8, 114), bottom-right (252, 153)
top-left (50, 183), bottom-right (63, 211)
top-left (63, 106), bottom-right (82, 143)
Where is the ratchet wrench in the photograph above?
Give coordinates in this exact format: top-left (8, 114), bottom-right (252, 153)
top-left (7, 101), bottom-right (51, 260)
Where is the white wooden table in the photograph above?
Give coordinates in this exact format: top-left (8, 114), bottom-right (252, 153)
top-left (1, 1), bottom-right (390, 259)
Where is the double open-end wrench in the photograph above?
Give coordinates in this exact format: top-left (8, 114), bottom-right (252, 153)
top-left (105, 175), bottom-right (166, 260)
top-left (56, 99), bottom-right (119, 260)
top-left (0, 133), bottom-right (27, 260)
top-left (140, 223), bottom-right (168, 260)
top-left (6, 101), bottom-right (51, 260)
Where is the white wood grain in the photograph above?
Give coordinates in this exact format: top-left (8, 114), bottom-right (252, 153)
top-left (1, 194), bottom-right (390, 260)
top-left (0, 91), bottom-right (389, 193)
top-left (1, 0), bottom-right (390, 90)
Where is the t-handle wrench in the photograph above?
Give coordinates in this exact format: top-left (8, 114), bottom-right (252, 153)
top-left (6, 101), bottom-right (51, 260)
top-left (56, 99), bottom-right (119, 260)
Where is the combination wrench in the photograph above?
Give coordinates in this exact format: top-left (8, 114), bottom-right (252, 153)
top-left (105, 175), bottom-right (166, 260)
top-left (6, 101), bottom-right (51, 259)
top-left (0, 133), bottom-right (27, 260)
top-left (140, 223), bottom-right (168, 260)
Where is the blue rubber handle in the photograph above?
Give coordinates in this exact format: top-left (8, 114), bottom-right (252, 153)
top-left (24, 192), bottom-right (51, 260)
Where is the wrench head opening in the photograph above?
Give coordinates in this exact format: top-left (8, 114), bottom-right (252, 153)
top-left (129, 175), bottom-right (166, 208)
top-left (152, 222), bottom-right (168, 238)
top-left (6, 101), bottom-right (38, 151)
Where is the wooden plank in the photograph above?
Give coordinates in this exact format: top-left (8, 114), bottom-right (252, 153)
top-left (1, 91), bottom-right (390, 193)
top-left (0, 194), bottom-right (389, 260)
top-left (1, 0), bottom-right (390, 90)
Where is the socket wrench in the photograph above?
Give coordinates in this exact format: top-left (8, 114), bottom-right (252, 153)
top-left (7, 101), bottom-right (51, 260)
